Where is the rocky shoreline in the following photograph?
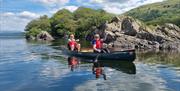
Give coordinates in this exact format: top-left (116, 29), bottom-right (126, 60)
top-left (86, 16), bottom-right (180, 51)
top-left (26, 31), bottom-right (54, 41)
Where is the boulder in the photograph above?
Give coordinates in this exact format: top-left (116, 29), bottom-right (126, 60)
top-left (121, 17), bottom-right (138, 36)
top-left (113, 35), bottom-right (160, 49)
top-left (155, 23), bottom-right (180, 41)
top-left (26, 35), bottom-right (35, 40)
top-left (36, 31), bottom-right (54, 41)
top-left (160, 41), bottom-right (180, 51)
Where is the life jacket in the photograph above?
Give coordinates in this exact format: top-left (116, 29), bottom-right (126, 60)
top-left (95, 39), bottom-right (102, 49)
top-left (68, 39), bottom-right (77, 47)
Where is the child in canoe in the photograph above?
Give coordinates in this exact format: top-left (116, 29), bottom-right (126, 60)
top-left (68, 34), bottom-right (81, 52)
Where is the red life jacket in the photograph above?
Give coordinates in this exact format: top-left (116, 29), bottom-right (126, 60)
top-left (95, 39), bottom-right (102, 49)
top-left (68, 39), bottom-right (77, 47)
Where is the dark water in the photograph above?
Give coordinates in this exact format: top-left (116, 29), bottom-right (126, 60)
top-left (0, 32), bottom-right (180, 91)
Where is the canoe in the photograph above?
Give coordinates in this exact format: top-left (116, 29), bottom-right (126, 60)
top-left (63, 49), bottom-right (136, 62)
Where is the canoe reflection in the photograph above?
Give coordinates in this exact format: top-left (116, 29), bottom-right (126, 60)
top-left (67, 57), bottom-right (136, 79)
top-left (99, 61), bottom-right (136, 74)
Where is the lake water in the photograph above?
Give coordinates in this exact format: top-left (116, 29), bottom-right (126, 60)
top-left (0, 32), bottom-right (180, 91)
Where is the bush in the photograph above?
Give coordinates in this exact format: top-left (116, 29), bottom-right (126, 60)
top-left (25, 28), bottom-right (42, 37)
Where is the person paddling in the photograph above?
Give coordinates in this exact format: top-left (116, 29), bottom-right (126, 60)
top-left (68, 34), bottom-right (81, 52)
top-left (92, 34), bottom-right (109, 53)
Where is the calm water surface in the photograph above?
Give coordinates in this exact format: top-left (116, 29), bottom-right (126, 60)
top-left (0, 32), bottom-right (180, 91)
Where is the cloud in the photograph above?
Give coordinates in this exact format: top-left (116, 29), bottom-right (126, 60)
top-left (35, 0), bottom-right (70, 6)
top-left (89, 0), bottom-right (164, 14)
top-left (64, 6), bottom-right (78, 12)
top-left (18, 11), bottom-right (40, 19)
top-left (37, 0), bottom-right (164, 15)
top-left (90, 0), bottom-right (129, 3)
top-left (50, 6), bottom-right (78, 14)
top-left (1, 12), bottom-right (15, 17)
top-left (0, 11), bottom-right (40, 31)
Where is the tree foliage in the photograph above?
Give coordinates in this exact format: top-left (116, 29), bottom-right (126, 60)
top-left (25, 15), bottom-right (51, 32)
top-left (25, 7), bottom-right (114, 38)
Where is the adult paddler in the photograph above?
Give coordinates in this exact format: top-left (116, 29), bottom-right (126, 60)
top-left (91, 34), bottom-right (109, 53)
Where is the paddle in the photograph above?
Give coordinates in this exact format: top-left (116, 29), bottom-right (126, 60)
top-left (94, 54), bottom-right (100, 62)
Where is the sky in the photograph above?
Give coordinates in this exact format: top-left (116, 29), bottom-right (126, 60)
top-left (0, 0), bottom-right (164, 32)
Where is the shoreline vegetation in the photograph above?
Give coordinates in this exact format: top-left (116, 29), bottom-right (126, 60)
top-left (25, 7), bottom-right (114, 40)
top-left (25, 0), bottom-right (180, 51)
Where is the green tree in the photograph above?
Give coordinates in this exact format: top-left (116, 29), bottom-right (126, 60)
top-left (25, 7), bottom-right (114, 39)
top-left (50, 9), bottom-right (76, 37)
top-left (25, 15), bottom-right (51, 32)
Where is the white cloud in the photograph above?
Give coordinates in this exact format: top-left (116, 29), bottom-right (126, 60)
top-left (64, 6), bottom-right (78, 12)
top-left (18, 11), bottom-right (40, 19)
top-left (90, 0), bottom-right (104, 3)
top-left (50, 6), bottom-right (79, 14)
top-left (90, 0), bottom-right (164, 14)
top-left (0, 11), bottom-right (40, 31)
top-left (1, 12), bottom-right (15, 17)
top-left (36, 0), bottom-right (70, 5)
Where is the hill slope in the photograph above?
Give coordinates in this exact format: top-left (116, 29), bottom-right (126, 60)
top-left (125, 0), bottom-right (180, 27)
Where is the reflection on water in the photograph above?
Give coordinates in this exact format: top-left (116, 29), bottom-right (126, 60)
top-left (137, 51), bottom-right (180, 67)
top-left (0, 35), bottom-right (180, 91)
top-left (67, 57), bottom-right (136, 80)
top-left (68, 57), bottom-right (80, 72)
top-left (92, 62), bottom-right (107, 80)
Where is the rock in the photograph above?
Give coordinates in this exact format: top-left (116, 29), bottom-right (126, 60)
top-left (121, 17), bottom-right (138, 36)
top-left (86, 16), bottom-right (180, 50)
top-left (36, 31), bottom-right (54, 41)
top-left (105, 31), bottom-right (115, 37)
top-left (164, 23), bottom-right (180, 32)
top-left (26, 35), bottom-right (35, 40)
top-left (113, 35), bottom-right (160, 49)
top-left (155, 23), bottom-right (180, 41)
top-left (136, 32), bottom-right (165, 43)
top-left (111, 16), bottom-right (121, 23)
top-left (115, 32), bottom-right (123, 37)
top-left (160, 41), bottom-right (180, 51)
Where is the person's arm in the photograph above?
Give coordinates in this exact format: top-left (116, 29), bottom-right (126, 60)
top-left (93, 44), bottom-right (101, 52)
top-left (76, 39), bottom-right (79, 42)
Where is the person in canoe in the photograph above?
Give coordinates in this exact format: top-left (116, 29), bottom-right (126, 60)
top-left (68, 34), bottom-right (81, 52)
top-left (92, 34), bottom-right (109, 53)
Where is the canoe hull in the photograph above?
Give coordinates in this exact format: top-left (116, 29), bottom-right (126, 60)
top-left (64, 49), bottom-right (136, 62)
